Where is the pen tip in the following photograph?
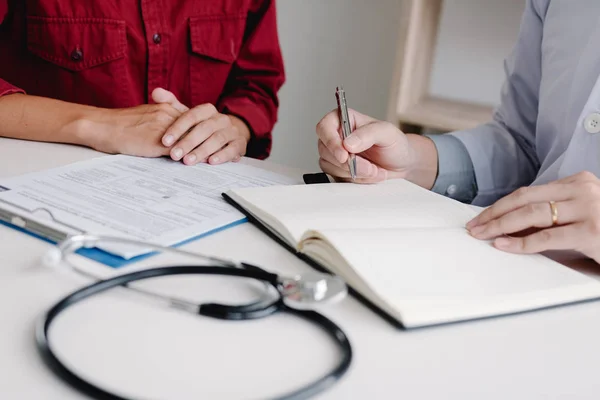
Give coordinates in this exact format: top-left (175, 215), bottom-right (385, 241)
top-left (336, 86), bottom-right (344, 92)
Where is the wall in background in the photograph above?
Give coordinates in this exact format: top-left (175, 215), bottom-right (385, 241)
top-left (429, 0), bottom-right (525, 107)
top-left (270, 0), bottom-right (525, 171)
top-left (270, 0), bottom-right (403, 171)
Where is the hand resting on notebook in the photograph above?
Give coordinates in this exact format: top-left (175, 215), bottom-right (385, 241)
top-left (466, 171), bottom-right (600, 264)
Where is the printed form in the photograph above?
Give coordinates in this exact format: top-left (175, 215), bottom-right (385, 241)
top-left (0, 155), bottom-right (298, 258)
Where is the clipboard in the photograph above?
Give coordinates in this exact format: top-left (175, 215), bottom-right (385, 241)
top-left (0, 198), bottom-right (247, 268)
top-left (0, 154), bottom-right (302, 268)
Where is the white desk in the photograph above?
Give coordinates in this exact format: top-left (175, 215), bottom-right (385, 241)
top-left (1, 137), bottom-right (600, 400)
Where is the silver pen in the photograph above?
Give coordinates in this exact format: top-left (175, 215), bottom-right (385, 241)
top-left (335, 86), bottom-right (357, 181)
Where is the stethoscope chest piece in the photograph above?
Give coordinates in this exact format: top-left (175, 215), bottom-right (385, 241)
top-left (279, 272), bottom-right (348, 309)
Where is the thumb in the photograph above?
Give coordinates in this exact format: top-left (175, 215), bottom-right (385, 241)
top-left (151, 88), bottom-right (189, 113)
top-left (343, 121), bottom-right (401, 154)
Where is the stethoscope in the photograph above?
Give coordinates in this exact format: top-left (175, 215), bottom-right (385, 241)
top-left (36, 234), bottom-right (353, 400)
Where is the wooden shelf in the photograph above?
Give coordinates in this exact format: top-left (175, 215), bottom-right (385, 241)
top-left (397, 96), bottom-right (494, 132)
top-left (387, 0), bottom-right (498, 132)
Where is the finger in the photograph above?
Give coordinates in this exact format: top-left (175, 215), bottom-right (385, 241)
top-left (316, 109), bottom-right (377, 163)
top-left (319, 157), bottom-right (349, 179)
top-left (548, 171), bottom-right (597, 185)
top-left (149, 103), bottom-right (183, 121)
top-left (318, 140), bottom-right (347, 171)
top-left (492, 224), bottom-right (582, 254)
top-left (170, 114), bottom-right (230, 161)
top-left (163, 104), bottom-right (219, 148)
top-left (316, 110), bottom-right (348, 164)
top-left (354, 156), bottom-right (388, 181)
top-left (151, 88), bottom-right (189, 113)
top-left (319, 157), bottom-right (386, 183)
top-left (207, 138), bottom-right (247, 165)
top-left (183, 127), bottom-right (239, 165)
top-left (469, 200), bottom-right (579, 240)
top-left (342, 121), bottom-right (401, 155)
top-left (466, 183), bottom-right (573, 229)
top-left (319, 134), bottom-right (391, 181)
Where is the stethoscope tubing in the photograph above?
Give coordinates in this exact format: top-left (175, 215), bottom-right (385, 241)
top-left (36, 265), bottom-right (352, 400)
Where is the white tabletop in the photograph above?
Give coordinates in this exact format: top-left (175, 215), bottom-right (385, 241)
top-left (2, 137), bottom-right (600, 400)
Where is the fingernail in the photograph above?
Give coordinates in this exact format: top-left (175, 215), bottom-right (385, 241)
top-left (211, 156), bottom-right (220, 164)
top-left (494, 237), bottom-right (511, 249)
top-left (335, 149), bottom-right (346, 163)
top-left (370, 165), bottom-right (378, 177)
top-left (361, 164), bottom-right (374, 177)
top-left (469, 225), bottom-right (485, 237)
top-left (466, 219), bottom-right (478, 229)
top-left (345, 135), bottom-right (361, 148)
top-left (185, 154), bottom-right (196, 164)
top-left (172, 148), bottom-right (183, 159)
top-left (163, 135), bottom-right (174, 146)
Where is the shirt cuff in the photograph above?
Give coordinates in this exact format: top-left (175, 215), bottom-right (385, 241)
top-left (426, 133), bottom-right (478, 203)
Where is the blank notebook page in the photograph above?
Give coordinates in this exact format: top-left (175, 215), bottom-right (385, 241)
top-left (313, 227), bottom-right (600, 328)
top-left (231, 179), bottom-right (477, 244)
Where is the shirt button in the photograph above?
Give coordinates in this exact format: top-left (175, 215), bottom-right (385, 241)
top-left (70, 48), bottom-right (83, 62)
top-left (446, 184), bottom-right (457, 196)
top-left (152, 33), bottom-right (162, 44)
top-left (584, 113), bottom-right (600, 134)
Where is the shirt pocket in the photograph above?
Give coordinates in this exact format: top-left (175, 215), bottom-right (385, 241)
top-left (188, 14), bottom-right (246, 107)
top-left (26, 16), bottom-right (130, 107)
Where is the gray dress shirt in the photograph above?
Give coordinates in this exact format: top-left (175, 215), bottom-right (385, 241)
top-left (428, 0), bottom-right (600, 206)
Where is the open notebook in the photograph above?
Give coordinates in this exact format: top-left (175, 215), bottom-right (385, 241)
top-left (223, 179), bottom-right (600, 329)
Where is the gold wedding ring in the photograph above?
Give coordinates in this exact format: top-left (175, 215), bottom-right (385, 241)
top-left (549, 201), bottom-right (558, 226)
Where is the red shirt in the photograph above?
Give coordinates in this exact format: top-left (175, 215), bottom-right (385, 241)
top-left (0, 0), bottom-right (285, 159)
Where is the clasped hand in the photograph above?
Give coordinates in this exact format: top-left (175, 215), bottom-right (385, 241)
top-left (94, 88), bottom-right (249, 165)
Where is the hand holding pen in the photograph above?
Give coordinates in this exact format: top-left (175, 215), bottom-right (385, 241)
top-left (316, 88), bottom-right (433, 185)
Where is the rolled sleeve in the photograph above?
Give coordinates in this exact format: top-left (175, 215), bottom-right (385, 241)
top-left (0, 80), bottom-right (25, 97)
top-left (218, 0), bottom-right (285, 160)
top-left (0, 1), bottom-right (24, 98)
top-left (427, 133), bottom-right (478, 203)
top-left (1, 1), bottom-right (24, 97)
top-left (0, 0), bottom-right (6, 24)
top-left (445, 0), bottom-right (548, 206)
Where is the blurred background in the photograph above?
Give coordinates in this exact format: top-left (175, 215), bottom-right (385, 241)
top-left (269, 0), bottom-right (525, 171)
